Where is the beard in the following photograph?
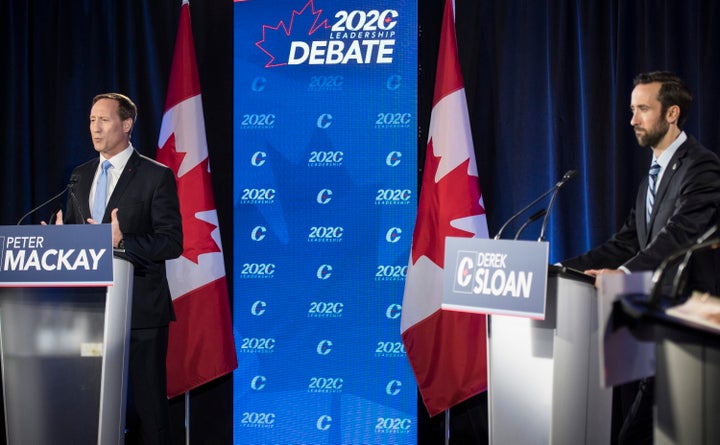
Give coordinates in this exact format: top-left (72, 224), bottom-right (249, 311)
top-left (634, 118), bottom-right (670, 148)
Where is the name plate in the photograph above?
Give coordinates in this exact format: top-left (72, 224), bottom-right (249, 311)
top-left (0, 224), bottom-right (113, 287)
top-left (443, 237), bottom-right (549, 319)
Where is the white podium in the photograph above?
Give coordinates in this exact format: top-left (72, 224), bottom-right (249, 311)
top-left (0, 258), bottom-right (133, 445)
top-left (488, 267), bottom-right (612, 445)
top-left (618, 291), bottom-right (720, 445)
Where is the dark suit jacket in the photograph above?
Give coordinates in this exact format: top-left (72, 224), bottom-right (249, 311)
top-left (65, 149), bottom-right (183, 328)
top-left (563, 135), bottom-right (720, 296)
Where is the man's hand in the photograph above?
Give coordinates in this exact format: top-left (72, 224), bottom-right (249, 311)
top-left (87, 209), bottom-right (124, 248)
top-left (110, 208), bottom-right (124, 248)
top-left (583, 268), bottom-right (624, 288)
top-left (41, 209), bottom-right (64, 225)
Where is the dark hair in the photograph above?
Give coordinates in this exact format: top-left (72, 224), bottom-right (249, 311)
top-left (633, 71), bottom-right (692, 127)
top-left (92, 92), bottom-right (138, 123)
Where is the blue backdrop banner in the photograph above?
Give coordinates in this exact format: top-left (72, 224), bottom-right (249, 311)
top-left (233, 0), bottom-right (418, 443)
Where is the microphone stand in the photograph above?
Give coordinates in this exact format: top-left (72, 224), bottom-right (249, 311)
top-left (513, 208), bottom-right (546, 240)
top-left (537, 170), bottom-right (578, 241)
top-left (67, 175), bottom-right (87, 223)
top-left (16, 176), bottom-right (81, 225)
top-left (494, 169), bottom-right (577, 240)
top-left (649, 225), bottom-right (719, 305)
top-left (16, 184), bottom-right (71, 225)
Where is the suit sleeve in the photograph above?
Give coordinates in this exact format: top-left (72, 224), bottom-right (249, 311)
top-left (563, 150), bottom-right (720, 272)
top-left (122, 167), bottom-right (183, 264)
top-left (623, 152), bottom-right (720, 271)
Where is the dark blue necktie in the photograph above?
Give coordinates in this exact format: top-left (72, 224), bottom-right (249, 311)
top-left (92, 160), bottom-right (112, 222)
top-left (646, 162), bottom-right (660, 224)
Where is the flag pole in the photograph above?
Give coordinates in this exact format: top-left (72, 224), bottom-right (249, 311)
top-left (445, 409), bottom-right (451, 444)
top-left (159, 0), bottom-right (237, 427)
top-left (401, 0), bottom-right (489, 421)
top-left (185, 391), bottom-right (190, 445)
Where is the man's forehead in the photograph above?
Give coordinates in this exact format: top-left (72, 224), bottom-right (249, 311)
top-left (631, 82), bottom-right (661, 104)
top-left (90, 100), bottom-right (119, 117)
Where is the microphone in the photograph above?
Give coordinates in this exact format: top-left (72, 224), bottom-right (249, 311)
top-left (16, 179), bottom-right (75, 225)
top-left (67, 174), bottom-right (87, 223)
top-left (494, 169), bottom-right (578, 240)
top-left (648, 225), bottom-right (719, 304)
top-left (537, 169), bottom-right (578, 241)
top-left (513, 208), bottom-right (546, 240)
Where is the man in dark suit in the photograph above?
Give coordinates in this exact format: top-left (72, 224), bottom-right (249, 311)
top-left (562, 71), bottom-right (720, 444)
top-left (60, 92), bottom-right (183, 444)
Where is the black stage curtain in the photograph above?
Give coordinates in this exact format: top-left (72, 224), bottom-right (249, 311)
top-left (4, 1), bottom-right (720, 444)
top-left (419, 1), bottom-right (720, 443)
top-left (1, 1), bottom-right (233, 444)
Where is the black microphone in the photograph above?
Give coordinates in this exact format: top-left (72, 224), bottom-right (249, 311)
top-left (494, 169), bottom-right (578, 240)
top-left (67, 174), bottom-right (88, 223)
top-left (16, 179), bottom-right (75, 225)
top-left (649, 225), bottom-right (719, 303)
top-left (537, 169), bottom-right (578, 241)
top-left (513, 208), bottom-right (546, 240)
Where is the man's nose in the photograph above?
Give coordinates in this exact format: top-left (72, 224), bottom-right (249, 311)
top-left (630, 112), bottom-right (639, 126)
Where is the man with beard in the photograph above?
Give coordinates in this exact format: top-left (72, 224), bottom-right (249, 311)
top-left (562, 71), bottom-right (720, 444)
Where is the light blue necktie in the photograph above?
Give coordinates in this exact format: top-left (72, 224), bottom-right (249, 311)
top-left (92, 160), bottom-right (112, 222)
top-left (646, 162), bottom-right (661, 224)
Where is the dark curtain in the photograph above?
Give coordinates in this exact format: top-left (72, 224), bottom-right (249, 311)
top-left (418, 0), bottom-right (720, 444)
top-left (455, 0), bottom-right (720, 262)
top-left (3, 0), bottom-right (720, 444)
top-left (1, 0), bottom-right (233, 444)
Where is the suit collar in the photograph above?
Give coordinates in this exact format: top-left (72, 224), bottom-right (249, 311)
top-left (104, 150), bottom-right (141, 220)
top-left (644, 135), bottom-right (693, 240)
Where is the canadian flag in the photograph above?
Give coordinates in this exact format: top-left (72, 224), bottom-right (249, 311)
top-left (400, 0), bottom-right (489, 417)
top-left (156, 0), bottom-right (237, 398)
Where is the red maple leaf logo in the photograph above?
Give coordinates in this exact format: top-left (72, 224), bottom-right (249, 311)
top-left (159, 134), bottom-right (221, 263)
top-left (255, 0), bottom-right (330, 68)
top-left (411, 139), bottom-right (485, 268)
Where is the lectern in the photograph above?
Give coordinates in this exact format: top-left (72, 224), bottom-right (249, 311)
top-left (619, 292), bottom-right (720, 445)
top-left (487, 267), bottom-right (611, 445)
top-left (0, 224), bottom-right (133, 445)
top-left (443, 237), bottom-right (611, 445)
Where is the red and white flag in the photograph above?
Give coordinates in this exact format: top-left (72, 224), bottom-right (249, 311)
top-left (400, 0), bottom-right (489, 417)
top-left (156, 0), bottom-right (237, 398)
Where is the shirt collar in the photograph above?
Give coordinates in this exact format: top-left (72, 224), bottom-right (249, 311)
top-left (653, 131), bottom-right (686, 169)
top-left (99, 144), bottom-right (134, 171)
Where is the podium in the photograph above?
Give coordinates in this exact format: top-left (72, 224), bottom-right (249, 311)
top-left (487, 266), bottom-right (611, 445)
top-left (619, 292), bottom-right (720, 444)
top-left (0, 224), bottom-right (133, 445)
top-left (443, 237), bottom-right (611, 444)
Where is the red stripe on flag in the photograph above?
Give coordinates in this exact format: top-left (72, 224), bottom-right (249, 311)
top-left (164, 2), bottom-right (200, 111)
top-left (167, 277), bottom-right (236, 398)
top-left (402, 310), bottom-right (487, 416)
top-left (158, 1), bottom-right (237, 398)
top-left (401, 0), bottom-right (489, 417)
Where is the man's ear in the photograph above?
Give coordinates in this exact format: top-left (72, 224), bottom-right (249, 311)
top-left (665, 104), bottom-right (680, 125)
